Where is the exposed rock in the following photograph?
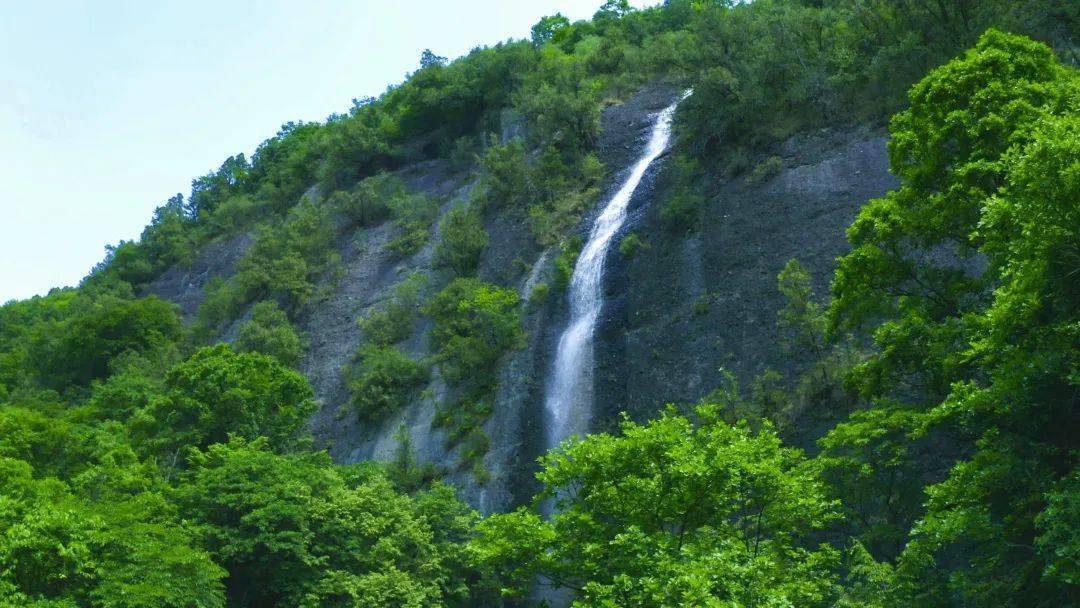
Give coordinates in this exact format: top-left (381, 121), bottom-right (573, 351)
top-left (595, 124), bottom-right (897, 428)
top-left (145, 232), bottom-right (252, 320)
top-left (150, 83), bottom-right (900, 514)
top-left (302, 159), bottom-right (467, 467)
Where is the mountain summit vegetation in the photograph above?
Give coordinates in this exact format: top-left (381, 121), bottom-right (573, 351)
top-left (1, 1), bottom-right (1077, 606)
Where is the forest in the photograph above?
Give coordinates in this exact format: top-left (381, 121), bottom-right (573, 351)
top-left (0, 0), bottom-right (1077, 606)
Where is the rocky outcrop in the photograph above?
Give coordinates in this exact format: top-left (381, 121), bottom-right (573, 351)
top-left (594, 124), bottom-right (897, 427)
top-left (298, 85), bottom-right (688, 512)
top-left (152, 83), bottom-right (898, 514)
top-left (301, 159), bottom-right (471, 487)
top-left (145, 232), bottom-right (252, 320)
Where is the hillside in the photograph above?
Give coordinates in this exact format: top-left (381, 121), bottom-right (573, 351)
top-left (1, 1), bottom-right (1077, 607)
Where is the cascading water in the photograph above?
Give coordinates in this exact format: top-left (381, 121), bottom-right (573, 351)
top-left (543, 92), bottom-right (688, 450)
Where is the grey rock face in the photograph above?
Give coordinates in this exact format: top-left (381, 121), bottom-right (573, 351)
top-left (594, 125), bottom-right (898, 427)
top-left (145, 232), bottom-right (252, 320)
top-left (151, 83), bottom-right (899, 514)
top-left (301, 159), bottom-right (468, 478)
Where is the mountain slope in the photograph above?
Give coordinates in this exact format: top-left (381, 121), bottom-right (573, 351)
top-left (0, 2), bottom-right (1077, 606)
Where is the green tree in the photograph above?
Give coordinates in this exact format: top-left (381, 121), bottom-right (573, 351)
top-left (594, 0), bottom-right (633, 22)
top-left (0, 458), bottom-right (226, 608)
top-left (131, 345), bottom-right (316, 460)
top-left (235, 300), bottom-right (306, 367)
top-left (472, 405), bottom-right (840, 606)
top-left (893, 108), bottom-right (1080, 608)
top-left (33, 295), bottom-right (181, 390)
top-left (472, 140), bottom-right (529, 210)
top-left (434, 204), bottom-right (488, 276)
top-left (326, 172), bottom-right (398, 227)
top-left (419, 48), bottom-right (448, 69)
top-left (825, 31), bottom-right (1080, 606)
top-left (139, 194), bottom-right (196, 276)
top-left (812, 406), bottom-right (931, 560)
top-left (177, 437), bottom-right (479, 607)
top-left (425, 278), bottom-right (523, 387)
top-left (187, 154), bottom-right (250, 221)
top-left (777, 259), bottom-right (827, 361)
top-left (316, 109), bottom-right (394, 191)
top-left (531, 13), bottom-right (571, 47)
top-left (349, 344), bottom-right (429, 422)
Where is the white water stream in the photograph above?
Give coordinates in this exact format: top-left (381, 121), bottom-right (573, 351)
top-left (543, 93), bottom-right (687, 450)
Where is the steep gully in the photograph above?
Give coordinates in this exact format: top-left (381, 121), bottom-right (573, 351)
top-left (543, 91), bottom-right (689, 451)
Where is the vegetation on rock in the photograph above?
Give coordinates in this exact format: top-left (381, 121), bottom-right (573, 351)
top-left (0, 2), bottom-right (1076, 606)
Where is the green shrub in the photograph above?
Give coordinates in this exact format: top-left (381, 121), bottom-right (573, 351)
top-left (205, 194), bottom-right (265, 235)
top-left (472, 140), bottom-right (528, 210)
top-left (131, 344), bottom-right (316, 457)
top-left (472, 461), bottom-right (491, 485)
top-left (619, 232), bottom-right (645, 258)
top-left (425, 278), bottom-right (523, 388)
top-left (434, 396), bottom-right (492, 442)
top-left (386, 191), bottom-right (439, 256)
top-left (389, 191), bottom-right (439, 228)
top-left (359, 273), bottom-right (427, 346)
top-left (386, 226), bottom-right (431, 257)
top-left (433, 394), bottom-right (493, 471)
top-left (193, 198), bottom-right (339, 335)
top-left (472, 140), bottom-right (604, 247)
top-left (660, 155), bottom-right (706, 233)
top-left (527, 151), bottom-right (604, 245)
top-left (386, 424), bottom-right (441, 493)
top-left (236, 301), bottom-right (306, 367)
top-left (235, 200), bottom-right (338, 316)
top-left (723, 146), bottom-right (753, 177)
top-left (529, 282), bottom-right (551, 305)
top-left (746, 155), bottom-right (783, 184)
top-left (691, 293), bottom-right (715, 317)
top-left (326, 173), bottom-right (396, 226)
top-left (349, 344), bottom-right (429, 423)
top-left (460, 427), bottom-right (490, 468)
top-left (552, 236), bottom-right (583, 291)
top-left (750, 368), bottom-right (793, 431)
top-left (435, 205), bottom-right (489, 276)
top-left (194, 276), bottom-right (247, 336)
top-left (449, 135), bottom-right (480, 172)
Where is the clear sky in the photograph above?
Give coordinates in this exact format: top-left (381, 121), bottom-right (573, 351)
top-left (0, 0), bottom-right (649, 303)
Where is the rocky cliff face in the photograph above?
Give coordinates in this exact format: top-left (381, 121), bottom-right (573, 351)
top-left (148, 84), bottom-right (897, 513)
top-left (595, 123), bottom-right (897, 429)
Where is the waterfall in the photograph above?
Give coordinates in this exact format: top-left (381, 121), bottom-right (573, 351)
top-left (543, 92), bottom-right (687, 450)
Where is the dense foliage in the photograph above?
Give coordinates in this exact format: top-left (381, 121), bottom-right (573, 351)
top-left (474, 406), bottom-right (841, 606)
top-left (822, 30), bottom-right (1080, 606)
top-left (425, 278), bottom-right (523, 388)
top-left (176, 438), bottom-right (479, 607)
top-left (434, 204), bottom-right (489, 276)
top-left (349, 343), bottom-right (429, 422)
top-left (235, 300), bottom-right (306, 366)
top-left (1, 1), bottom-right (1076, 606)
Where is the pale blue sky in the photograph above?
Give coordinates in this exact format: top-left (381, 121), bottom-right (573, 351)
top-left (0, 0), bottom-right (649, 303)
